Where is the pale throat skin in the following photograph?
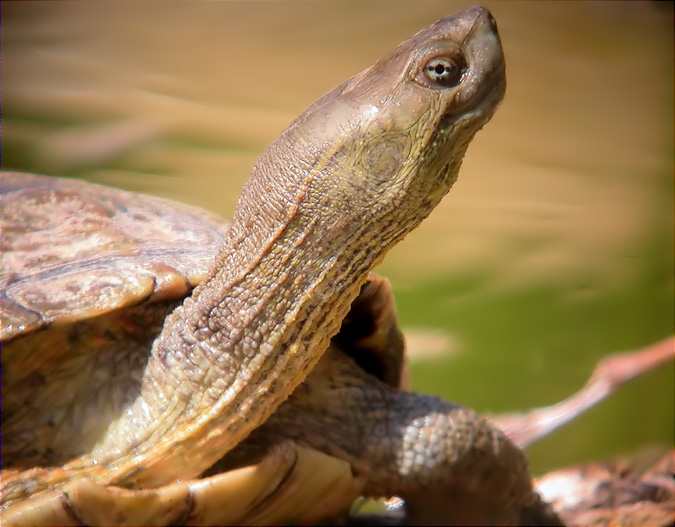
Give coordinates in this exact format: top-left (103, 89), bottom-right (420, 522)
top-left (44, 8), bottom-right (505, 489)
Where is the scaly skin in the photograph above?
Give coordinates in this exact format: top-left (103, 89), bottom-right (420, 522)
top-left (1, 6), bottom-right (511, 514)
top-left (242, 348), bottom-right (547, 525)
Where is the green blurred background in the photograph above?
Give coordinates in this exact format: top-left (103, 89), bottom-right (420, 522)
top-left (3, 1), bottom-right (673, 474)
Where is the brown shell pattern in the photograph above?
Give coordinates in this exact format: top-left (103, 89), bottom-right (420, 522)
top-left (0, 172), bottom-right (228, 341)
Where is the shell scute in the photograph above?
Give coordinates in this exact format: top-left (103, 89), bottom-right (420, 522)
top-left (7, 266), bottom-right (156, 328)
top-left (0, 172), bottom-right (228, 342)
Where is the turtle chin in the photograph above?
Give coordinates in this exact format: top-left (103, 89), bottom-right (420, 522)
top-left (456, 68), bottom-right (506, 131)
top-left (417, 124), bottom-right (474, 206)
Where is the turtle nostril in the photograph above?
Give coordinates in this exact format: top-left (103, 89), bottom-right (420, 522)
top-left (486, 12), bottom-right (498, 31)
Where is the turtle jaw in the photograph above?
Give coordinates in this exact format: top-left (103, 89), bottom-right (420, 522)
top-left (453, 7), bottom-right (506, 111)
top-left (424, 6), bottom-right (506, 197)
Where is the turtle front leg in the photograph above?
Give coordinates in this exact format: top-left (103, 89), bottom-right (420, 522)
top-left (249, 348), bottom-right (562, 526)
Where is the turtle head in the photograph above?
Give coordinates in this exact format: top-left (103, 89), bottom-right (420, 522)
top-left (232, 6), bottom-right (504, 259)
top-left (327, 6), bottom-right (506, 221)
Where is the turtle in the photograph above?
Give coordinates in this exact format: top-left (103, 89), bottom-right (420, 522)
top-left (0, 7), bottom-right (559, 526)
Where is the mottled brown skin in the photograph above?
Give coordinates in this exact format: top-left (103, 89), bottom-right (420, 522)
top-left (0, 7), bottom-right (550, 526)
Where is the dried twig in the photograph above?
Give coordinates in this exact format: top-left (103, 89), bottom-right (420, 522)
top-left (491, 337), bottom-right (675, 449)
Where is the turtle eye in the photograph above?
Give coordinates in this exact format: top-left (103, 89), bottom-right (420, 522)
top-left (423, 57), bottom-right (464, 88)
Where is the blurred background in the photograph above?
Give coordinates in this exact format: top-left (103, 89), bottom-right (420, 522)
top-left (3, 1), bottom-right (673, 474)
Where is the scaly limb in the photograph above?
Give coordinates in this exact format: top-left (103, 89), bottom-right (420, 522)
top-left (339, 337), bottom-right (674, 526)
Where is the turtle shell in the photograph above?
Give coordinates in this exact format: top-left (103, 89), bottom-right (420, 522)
top-left (0, 172), bottom-right (228, 342)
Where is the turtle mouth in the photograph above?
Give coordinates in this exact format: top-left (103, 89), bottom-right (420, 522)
top-left (429, 63), bottom-right (505, 166)
top-left (443, 62), bottom-right (506, 129)
top-left (430, 73), bottom-right (501, 144)
top-left (471, 64), bottom-right (506, 119)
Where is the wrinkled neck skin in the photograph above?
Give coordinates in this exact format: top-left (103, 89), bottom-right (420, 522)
top-left (78, 81), bottom-right (473, 487)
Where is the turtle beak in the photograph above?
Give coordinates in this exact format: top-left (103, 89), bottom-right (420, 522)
top-left (455, 6), bottom-right (506, 110)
